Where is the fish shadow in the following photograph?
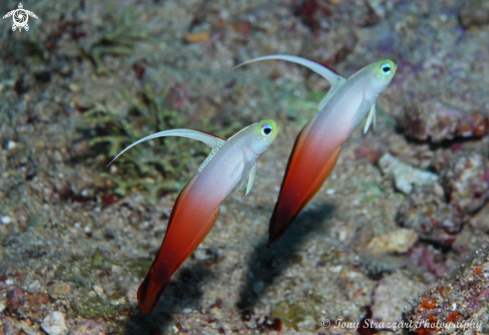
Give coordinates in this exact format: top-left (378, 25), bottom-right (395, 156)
top-left (236, 202), bottom-right (336, 311)
top-left (123, 263), bottom-right (214, 335)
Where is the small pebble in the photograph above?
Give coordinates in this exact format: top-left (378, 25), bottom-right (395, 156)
top-left (93, 285), bottom-right (104, 296)
top-left (367, 228), bottom-right (418, 254)
top-left (48, 282), bottom-right (72, 300)
top-left (41, 311), bottom-right (68, 335)
top-left (379, 153), bottom-right (438, 194)
top-left (7, 140), bottom-right (16, 150)
top-left (1, 216), bottom-right (12, 225)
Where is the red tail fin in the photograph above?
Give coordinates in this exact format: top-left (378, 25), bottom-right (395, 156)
top-left (137, 178), bottom-right (220, 313)
top-left (268, 128), bottom-right (341, 246)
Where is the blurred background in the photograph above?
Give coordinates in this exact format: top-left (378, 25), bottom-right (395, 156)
top-left (0, 0), bottom-right (489, 334)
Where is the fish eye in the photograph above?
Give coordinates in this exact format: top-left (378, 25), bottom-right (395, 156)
top-left (261, 124), bottom-right (273, 136)
top-left (381, 63), bottom-right (391, 75)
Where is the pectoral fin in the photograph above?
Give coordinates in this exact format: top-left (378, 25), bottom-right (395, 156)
top-left (364, 104), bottom-right (376, 134)
top-left (235, 162), bottom-right (257, 195)
top-left (317, 77), bottom-right (346, 111)
top-left (108, 129), bottom-right (226, 166)
top-left (246, 163), bottom-right (257, 196)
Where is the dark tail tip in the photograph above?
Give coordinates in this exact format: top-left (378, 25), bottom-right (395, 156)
top-left (137, 266), bottom-right (170, 314)
top-left (268, 206), bottom-right (296, 247)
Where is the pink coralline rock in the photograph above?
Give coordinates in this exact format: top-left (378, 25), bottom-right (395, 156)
top-left (408, 245), bottom-right (450, 281)
top-left (398, 151), bottom-right (489, 246)
top-left (397, 185), bottom-right (460, 246)
top-left (441, 152), bottom-right (489, 214)
top-left (404, 99), bottom-right (489, 143)
top-left (403, 245), bottom-right (489, 334)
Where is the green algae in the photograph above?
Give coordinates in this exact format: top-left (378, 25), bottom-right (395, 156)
top-left (55, 251), bottom-right (112, 287)
top-left (125, 258), bottom-right (153, 279)
top-left (82, 5), bottom-right (150, 75)
top-left (79, 83), bottom-right (246, 203)
top-left (355, 181), bottom-right (384, 204)
top-left (70, 292), bottom-right (130, 318)
top-left (284, 91), bottom-right (322, 128)
top-left (271, 301), bottom-right (306, 330)
top-left (79, 95), bottom-right (193, 203)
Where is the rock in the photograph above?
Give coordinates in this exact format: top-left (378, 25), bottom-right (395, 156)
top-left (183, 32), bottom-right (210, 43)
top-left (1, 216), bottom-right (12, 225)
top-left (20, 320), bottom-right (42, 335)
top-left (471, 202), bottom-right (489, 234)
top-left (371, 272), bottom-right (426, 325)
top-left (451, 223), bottom-right (489, 257)
top-left (7, 140), bottom-right (16, 150)
top-left (441, 152), bottom-right (489, 214)
top-left (367, 228), bottom-right (418, 254)
top-left (41, 312), bottom-right (68, 335)
top-left (397, 185), bottom-right (461, 246)
top-left (358, 253), bottom-right (408, 279)
top-left (403, 245), bottom-right (489, 334)
top-left (92, 285), bottom-right (104, 297)
top-left (379, 153), bottom-right (439, 194)
top-left (48, 282), bottom-right (72, 300)
top-left (398, 151), bottom-right (489, 246)
top-left (69, 321), bottom-right (107, 335)
top-left (403, 100), bottom-right (489, 143)
top-left (379, 1), bottom-right (489, 145)
top-left (7, 286), bottom-right (25, 313)
top-left (0, 315), bottom-right (18, 335)
top-left (460, 0), bottom-right (489, 28)
top-left (408, 245), bottom-right (450, 281)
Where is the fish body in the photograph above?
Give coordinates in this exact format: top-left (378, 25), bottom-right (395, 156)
top-left (236, 56), bottom-right (397, 245)
top-left (109, 120), bottom-right (279, 313)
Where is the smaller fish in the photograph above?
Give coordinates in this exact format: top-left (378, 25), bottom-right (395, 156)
top-left (109, 120), bottom-right (279, 313)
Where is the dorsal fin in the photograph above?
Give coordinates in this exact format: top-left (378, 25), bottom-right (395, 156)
top-left (234, 55), bottom-right (346, 112)
top-left (108, 129), bottom-right (226, 166)
top-left (317, 76), bottom-right (346, 112)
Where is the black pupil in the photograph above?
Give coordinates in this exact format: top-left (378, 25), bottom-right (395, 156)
top-left (264, 127), bottom-right (271, 135)
top-left (382, 66), bottom-right (390, 73)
